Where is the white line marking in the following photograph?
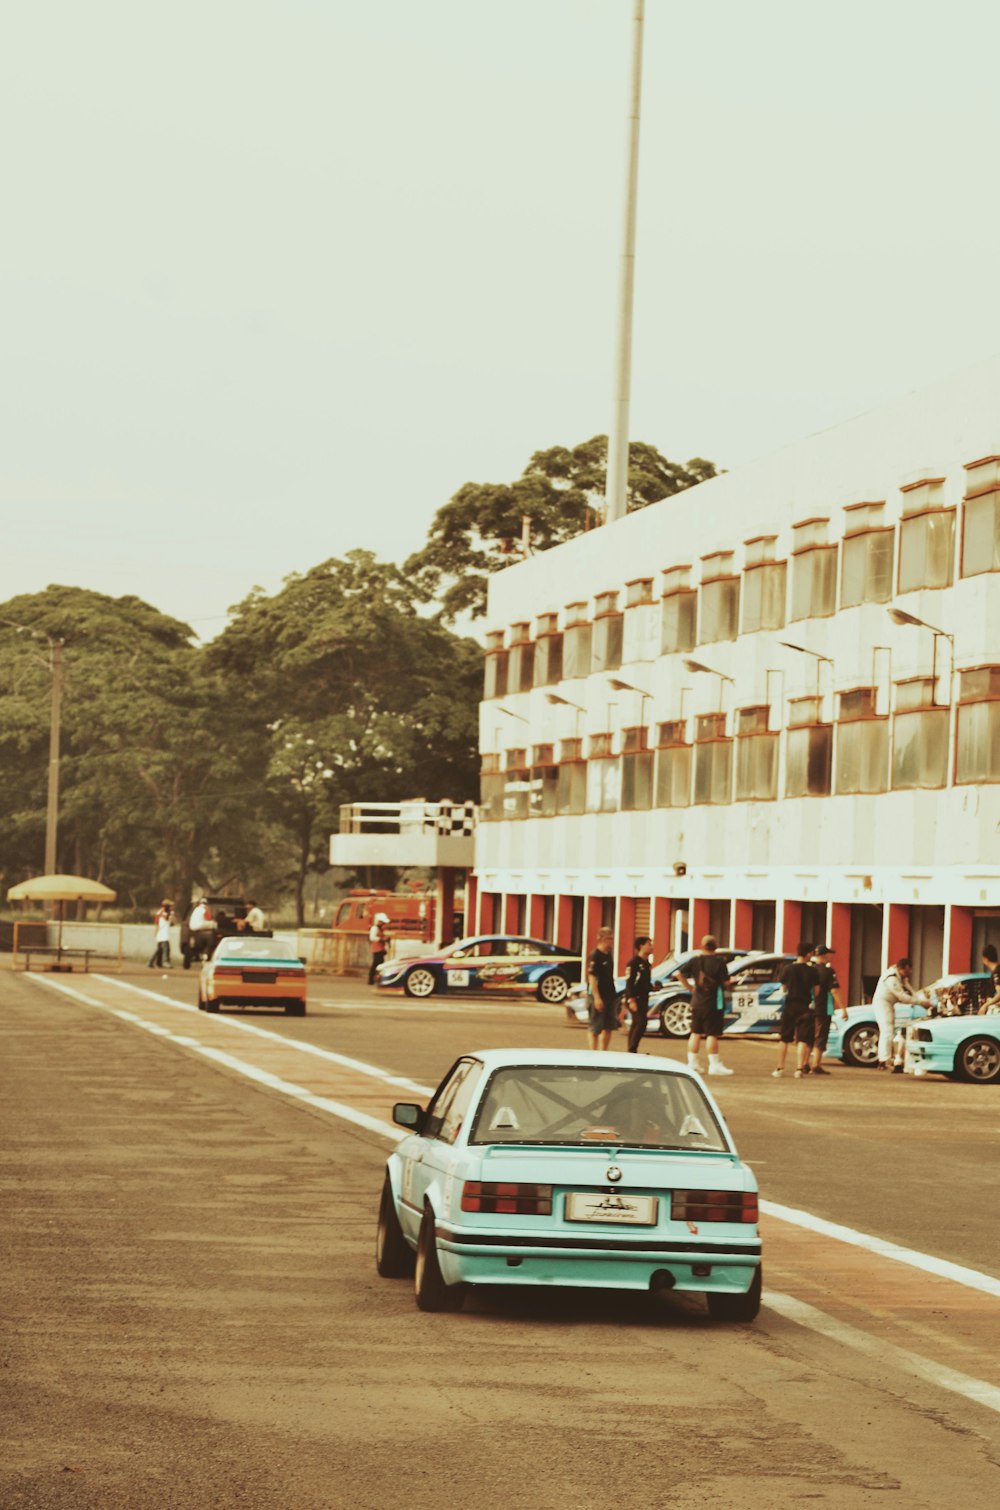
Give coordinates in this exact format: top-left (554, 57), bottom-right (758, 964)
top-left (26, 975), bottom-right (1000, 1306)
top-left (91, 975), bottom-right (435, 1095)
top-left (760, 1199), bottom-right (1000, 1301)
top-left (25, 974), bottom-right (405, 1142)
top-left (765, 1289), bottom-right (1000, 1417)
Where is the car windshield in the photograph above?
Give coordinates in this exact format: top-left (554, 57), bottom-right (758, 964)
top-left (470, 1066), bottom-right (729, 1151)
top-left (215, 938), bottom-right (293, 960)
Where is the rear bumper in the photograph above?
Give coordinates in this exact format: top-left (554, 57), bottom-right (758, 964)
top-left (434, 1222), bottom-right (761, 1293)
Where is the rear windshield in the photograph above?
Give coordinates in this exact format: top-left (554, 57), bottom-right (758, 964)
top-left (469, 1066), bottom-right (728, 1152)
top-left (215, 939), bottom-right (295, 960)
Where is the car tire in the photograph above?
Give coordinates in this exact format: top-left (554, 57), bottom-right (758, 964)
top-left (842, 1023), bottom-right (879, 1068)
top-left (205, 996), bottom-right (219, 1014)
top-left (376, 1176), bottom-right (415, 1278)
top-left (537, 972), bottom-right (569, 1004)
top-left (404, 967), bottom-right (437, 999)
top-left (659, 998), bottom-right (693, 1039)
top-left (954, 1036), bottom-right (1000, 1084)
top-left (706, 1265), bottom-right (762, 1322)
top-left (414, 1207), bottom-right (464, 1312)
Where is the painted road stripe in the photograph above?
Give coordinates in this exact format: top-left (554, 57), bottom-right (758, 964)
top-left (766, 1290), bottom-right (1000, 1416)
top-left (26, 974), bottom-right (405, 1143)
top-left (32, 974), bottom-right (1000, 1303)
top-left (760, 1199), bottom-right (1000, 1301)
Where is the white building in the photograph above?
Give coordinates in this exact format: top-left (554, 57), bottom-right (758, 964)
top-left (472, 357), bottom-right (1000, 998)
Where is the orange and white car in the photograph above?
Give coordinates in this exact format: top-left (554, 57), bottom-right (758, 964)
top-left (198, 936), bottom-right (307, 1016)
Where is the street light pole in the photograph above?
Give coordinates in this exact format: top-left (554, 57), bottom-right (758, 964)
top-left (604, 0), bottom-right (645, 526)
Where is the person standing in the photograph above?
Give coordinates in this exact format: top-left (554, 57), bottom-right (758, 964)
top-left (624, 935), bottom-right (654, 1054)
top-left (978, 944), bottom-right (1000, 1012)
top-left (368, 912), bottom-right (389, 985)
top-left (245, 898), bottom-right (266, 933)
top-left (587, 927), bottom-right (618, 1051)
top-left (148, 901), bottom-right (173, 969)
top-left (872, 958), bottom-right (931, 1071)
top-left (809, 945), bottom-right (847, 1075)
top-left (773, 943), bottom-right (820, 1079)
top-left (678, 935), bottom-right (733, 1077)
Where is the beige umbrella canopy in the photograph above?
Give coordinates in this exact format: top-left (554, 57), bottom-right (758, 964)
top-left (7, 874), bottom-right (117, 903)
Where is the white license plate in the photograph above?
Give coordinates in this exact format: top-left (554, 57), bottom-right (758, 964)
top-left (565, 1192), bottom-right (658, 1225)
top-left (733, 991), bottom-right (757, 1012)
top-left (448, 969), bottom-right (470, 987)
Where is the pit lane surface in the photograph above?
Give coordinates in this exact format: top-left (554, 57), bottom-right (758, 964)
top-left (3, 968), bottom-right (1000, 1509)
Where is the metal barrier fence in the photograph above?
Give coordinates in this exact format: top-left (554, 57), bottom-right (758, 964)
top-left (12, 920), bottom-right (123, 973)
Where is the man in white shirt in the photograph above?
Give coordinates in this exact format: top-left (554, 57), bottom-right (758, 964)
top-left (245, 900), bottom-right (266, 933)
top-left (872, 957), bottom-right (932, 1071)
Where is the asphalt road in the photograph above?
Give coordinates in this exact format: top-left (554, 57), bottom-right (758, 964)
top-left (3, 967), bottom-right (1000, 1509)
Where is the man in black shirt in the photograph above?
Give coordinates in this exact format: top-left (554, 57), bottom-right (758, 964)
top-left (774, 942), bottom-right (821, 1079)
top-left (809, 945), bottom-right (847, 1074)
top-left (978, 944), bottom-right (1000, 1013)
top-left (678, 935), bottom-right (734, 1077)
top-left (587, 927), bottom-right (618, 1051)
top-left (624, 935), bottom-right (654, 1053)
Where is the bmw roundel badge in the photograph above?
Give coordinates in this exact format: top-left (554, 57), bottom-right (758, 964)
top-left (606, 1165), bottom-right (622, 1183)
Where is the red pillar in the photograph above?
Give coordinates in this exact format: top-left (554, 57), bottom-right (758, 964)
top-left (617, 898), bottom-right (637, 973)
top-left (503, 893), bottom-right (523, 934)
top-left (885, 904), bottom-right (910, 969)
top-left (780, 900), bottom-right (803, 955)
top-left (653, 897), bottom-right (673, 958)
top-left (732, 899), bottom-right (753, 952)
top-left (947, 906), bottom-right (974, 973)
top-left (828, 903), bottom-right (851, 976)
top-left (690, 897), bottom-right (710, 947)
top-left (480, 892), bottom-right (496, 933)
top-left (465, 872), bottom-right (478, 937)
top-left (437, 867), bottom-right (457, 946)
top-left (556, 895), bottom-right (575, 950)
top-left (584, 896), bottom-right (605, 960)
top-left (528, 894), bottom-right (546, 940)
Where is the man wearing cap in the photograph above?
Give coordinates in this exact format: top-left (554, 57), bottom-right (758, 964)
top-left (809, 945), bottom-right (847, 1075)
top-left (368, 913), bottom-right (389, 985)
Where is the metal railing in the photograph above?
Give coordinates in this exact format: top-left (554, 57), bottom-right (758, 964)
top-left (338, 799), bottom-right (478, 837)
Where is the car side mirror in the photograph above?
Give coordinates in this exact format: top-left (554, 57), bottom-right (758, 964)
top-left (393, 1102), bottom-right (426, 1132)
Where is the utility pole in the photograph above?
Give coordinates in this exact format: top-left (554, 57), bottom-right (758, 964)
top-left (604, 0), bottom-right (645, 526)
top-left (45, 639), bottom-right (63, 875)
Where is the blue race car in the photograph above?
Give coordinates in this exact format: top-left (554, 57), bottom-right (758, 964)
top-left (565, 948), bottom-right (744, 1032)
top-left (904, 1009), bottom-right (1000, 1083)
top-left (376, 1048), bottom-right (762, 1318)
top-left (649, 953), bottom-right (796, 1039)
top-left (376, 934), bottom-right (582, 1003)
top-left (826, 973), bottom-right (993, 1068)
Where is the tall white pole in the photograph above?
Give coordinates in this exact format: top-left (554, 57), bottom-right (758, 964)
top-left (604, 0), bottom-right (645, 526)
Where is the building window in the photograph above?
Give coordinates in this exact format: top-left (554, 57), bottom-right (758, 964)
top-left (529, 744), bottom-right (559, 816)
top-left (556, 738), bottom-right (587, 815)
top-left (962, 458), bottom-right (1000, 577)
top-left (654, 720), bottom-right (691, 807)
top-left (623, 579), bottom-right (657, 664)
top-left (791, 544), bottom-right (837, 621)
top-left (734, 706), bottom-right (778, 799)
top-left (892, 709), bottom-right (948, 789)
top-left (693, 712), bottom-right (732, 804)
top-left (699, 577), bottom-right (739, 644)
top-left (661, 587), bottom-right (696, 655)
top-left (625, 578), bottom-right (653, 607)
top-left (785, 697), bottom-right (832, 797)
top-left (586, 732), bottom-right (620, 813)
top-left (480, 754), bottom-right (504, 820)
top-left (841, 504), bottom-right (894, 608)
top-left (621, 726), bottom-right (653, 810)
top-left (591, 592), bottom-right (624, 673)
top-left (898, 510), bottom-right (955, 594)
top-left (956, 666), bottom-right (1000, 783)
top-left (742, 561), bottom-right (787, 633)
top-left (533, 626), bottom-right (563, 687)
top-left (483, 631), bottom-right (509, 700)
top-left (562, 605), bottom-right (592, 680)
top-left (503, 750), bottom-right (530, 818)
top-left (508, 624), bottom-right (535, 693)
top-left (834, 687), bottom-right (888, 794)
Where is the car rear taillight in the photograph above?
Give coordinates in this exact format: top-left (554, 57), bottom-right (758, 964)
top-left (212, 966), bottom-right (242, 978)
top-left (671, 1190), bottom-right (758, 1224)
top-left (461, 1181), bottom-right (553, 1215)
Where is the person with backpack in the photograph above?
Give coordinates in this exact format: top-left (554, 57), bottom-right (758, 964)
top-left (678, 935), bottom-right (734, 1077)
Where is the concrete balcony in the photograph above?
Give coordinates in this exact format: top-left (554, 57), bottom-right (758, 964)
top-left (329, 800), bottom-right (477, 869)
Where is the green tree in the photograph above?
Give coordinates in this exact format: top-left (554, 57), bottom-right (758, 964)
top-left (207, 551), bottom-right (481, 924)
top-left (406, 435), bottom-right (717, 621)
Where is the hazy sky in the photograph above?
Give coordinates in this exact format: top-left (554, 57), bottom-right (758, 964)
top-left (4, 0), bottom-right (1000, 636)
